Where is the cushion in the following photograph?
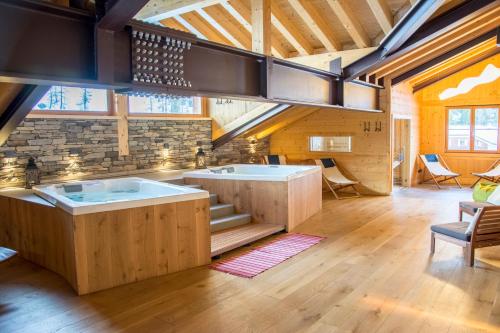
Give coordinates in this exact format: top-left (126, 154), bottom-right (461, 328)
top-left (321, 158), bottom-right (336, 168)
top-left (431, 222), bottom-right (471, 241)
top-left (459, 201), bottom-right (493, 215)
top-left (425, 154), bottom-right (438, 162)
top-left (267, 155), bottom-right (281, 165)
top-left (472, 181), bottom-right (498, 202)
top-left (487, 185), bottom-right (500, 205)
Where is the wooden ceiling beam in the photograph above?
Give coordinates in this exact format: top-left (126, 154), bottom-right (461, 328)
top-left (271, 2), bottom-right (314, 55)
top-left (251, 0), bottom-right (272, 55)
top-left (288, 0), bottom-right (342, 51)
top-left (135, 0), bottom-right (222, 22)
top-left (180, 11), bottom-right (235, 46)
top-left (197, 6), bottom-right (251, 49)
top-left (365, 0), bottom-right (393, 35)
top-left (325, 0), bottom-right (371, 48)
top-left (171, 15), bottom-right (208, 39)
top-left (223, 0), bottom-right (287, 58)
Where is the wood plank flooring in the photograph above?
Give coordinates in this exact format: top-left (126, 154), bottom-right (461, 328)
top-left (1, 185), bottom-right (500, 332)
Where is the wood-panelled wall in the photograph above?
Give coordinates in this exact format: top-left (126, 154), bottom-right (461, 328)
top-left (269, 107), bottom-right (392, 195)
top-left (417, 55), bottom-right (500, 185)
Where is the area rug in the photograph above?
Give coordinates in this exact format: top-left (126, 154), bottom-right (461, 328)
top-left (209, 233), bottom-right (326, 278)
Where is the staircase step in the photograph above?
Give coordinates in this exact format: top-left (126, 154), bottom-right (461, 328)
top-left (210, 213), bottom-right (251, 233)
top-left (209, 193), bottom-right (218, 205)
top-left (210, 203), bottom-right (235, 219)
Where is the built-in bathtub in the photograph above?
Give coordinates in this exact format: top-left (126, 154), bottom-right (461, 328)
top-left (183, 164), bottom-right (319, 181)
top-left (33, 177), bottom-right (208, 215)
top-left (184, 164), bottom-right (322, 231)
top-left (1, 177), bottom-right (211, 295)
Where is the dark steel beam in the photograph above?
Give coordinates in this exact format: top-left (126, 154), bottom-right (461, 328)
top-left (413, 47), bottom-right (500, 93)
top-left (392, 29), bottom-right (498, 86)
top-left (212, 104), bottom-right (292, 149)
top-left (97, 0), bottom-right (150, 31)
top-left (343, 0), bottom-right (497, 81)
top-left (0, 85), bottom-right (50, 146)
top-left (381, 0), bottom-right (445, 56)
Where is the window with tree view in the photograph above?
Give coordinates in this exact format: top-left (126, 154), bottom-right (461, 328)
top-left (34, 86), bottom-right (109, 112)
top-left (128, 95), bottom-right (200, 115)
top-left (447, 106), bottom-right (500, 152)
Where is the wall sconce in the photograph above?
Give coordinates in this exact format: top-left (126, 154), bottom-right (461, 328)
top-left (195, 141), bottom-right (207, 169)
top-left (25, 157), bottom-right (41, 189)
top-left (163, 143), bottom-right (170, 149)
top-left (4, 150), bottom-right (16, 163)
top-left (69, 147), bottom-right (82, 157)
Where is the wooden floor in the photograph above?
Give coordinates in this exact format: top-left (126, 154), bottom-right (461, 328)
top-left (1, 185), bottom-right (500, 332)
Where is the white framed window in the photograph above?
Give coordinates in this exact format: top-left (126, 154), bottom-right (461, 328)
top-left (309, 136), bottom-right (352, 152)
top-left (127, 95), bottom-right (203, 116)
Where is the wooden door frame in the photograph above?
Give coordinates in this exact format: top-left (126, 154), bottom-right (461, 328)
top-left (393, 116), bottom-right (412, 187)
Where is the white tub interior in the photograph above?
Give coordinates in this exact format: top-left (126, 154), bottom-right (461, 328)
top-left (33, 177), bottom-right (208, 215)
top-left (183, 164), bottom-right (320, 181)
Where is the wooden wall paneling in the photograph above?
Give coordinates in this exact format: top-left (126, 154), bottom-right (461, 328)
top-left (416, 55), bottom-right (500, 185)
top-left (269, 107), bottom-right (392, 195)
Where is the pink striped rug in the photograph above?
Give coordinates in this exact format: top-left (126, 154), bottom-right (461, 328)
top-left (209, 233), bottom-right (325, 278)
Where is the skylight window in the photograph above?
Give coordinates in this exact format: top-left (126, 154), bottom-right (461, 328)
top-left (439, 64), bottom-right (500, 100)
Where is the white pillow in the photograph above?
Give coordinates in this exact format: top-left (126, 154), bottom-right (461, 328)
top-left (487, 186), bottom-right (500, 205)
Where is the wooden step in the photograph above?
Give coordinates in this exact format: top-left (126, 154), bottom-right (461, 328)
top-left (211, 223), bottom-right (286, 257)
top-left (210, 203), bottom-right (235, 219)
top-left (210, 213), bottom-right (251, 233)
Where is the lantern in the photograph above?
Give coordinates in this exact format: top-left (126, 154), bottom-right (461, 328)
top-left (25, 157), bottom-right (41, 189)
top-left (195, 141), bottom-right (207, 169)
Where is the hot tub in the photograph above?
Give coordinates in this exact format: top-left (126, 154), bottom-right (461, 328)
top-left (33, 177), bottom-right (208, 215)
top-left (183, 164), bottom-right (322, 231)
top-left (1, 177), bottom-right (211, 294)
top-left (183, 164), bottom-right (320, 181)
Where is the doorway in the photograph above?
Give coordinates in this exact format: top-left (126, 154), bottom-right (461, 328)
top-left (393, 118), bottom-right (411, 187)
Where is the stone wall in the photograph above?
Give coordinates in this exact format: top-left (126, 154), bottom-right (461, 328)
top-left (0, 116), bottom-right (269, 188)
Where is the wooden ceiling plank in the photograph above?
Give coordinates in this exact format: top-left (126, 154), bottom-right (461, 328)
top-left (325, 0), bottom-right (371, 48)
top-left (288, 0), bottom-right (342, 51)
top-left (413, 49), bottom-right (500, 92)
top-left (365, 0), bottom-right (393, 35)
top-left (251, 0), bottom-right (272, 55)
top-left (391, 29), bottom-right (498, 85)
top-left (172, 15), bottom-right (208, 39)
top-left (136, 0), bottom-right (223, 22)
top-left (159, 17), bottom-right (191, 32)
top-left (180, 11), bottom-right (235, 46)
top-left (271, 2), bottom-right (314, 55)
top-left (197, 6), bottom-right (250, 49)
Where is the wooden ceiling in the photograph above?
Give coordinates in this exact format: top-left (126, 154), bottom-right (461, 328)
top-left (137, 0), bottom-right (416, 58)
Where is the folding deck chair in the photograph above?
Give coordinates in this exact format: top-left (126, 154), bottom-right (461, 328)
top-left (431, 206), bottom-right (500, 266)
top-left (263, 155), bottom-right (287, 165)
top-left (419, 154), bottom-right (461, 189)
top-left (471, 159), bottom-right (500, 188)
top-left (315, 158), bottom-right (360, 200)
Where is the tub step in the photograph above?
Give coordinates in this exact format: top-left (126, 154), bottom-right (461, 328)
top-left (209, 193), bottom-right (218, 205)
top-left (210, 203), bottom-right (235, 219)
top-left (210, 213), bottom-right (251, 233)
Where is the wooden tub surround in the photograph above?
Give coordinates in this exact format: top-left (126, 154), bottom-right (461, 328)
top-left (0, 190), bottom-right (211, 295)
top-left (185, 167), bottom-right (322, 231)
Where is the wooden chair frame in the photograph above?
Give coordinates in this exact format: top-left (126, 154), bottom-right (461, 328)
top-left (431, 206), bottom-right (500, 266)
top-left (419, 154), bottom-right (462, 189)
top-left (470, 158), bottom-right (500, 188)
top-left (322, 175), bottom-right (361, 200)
